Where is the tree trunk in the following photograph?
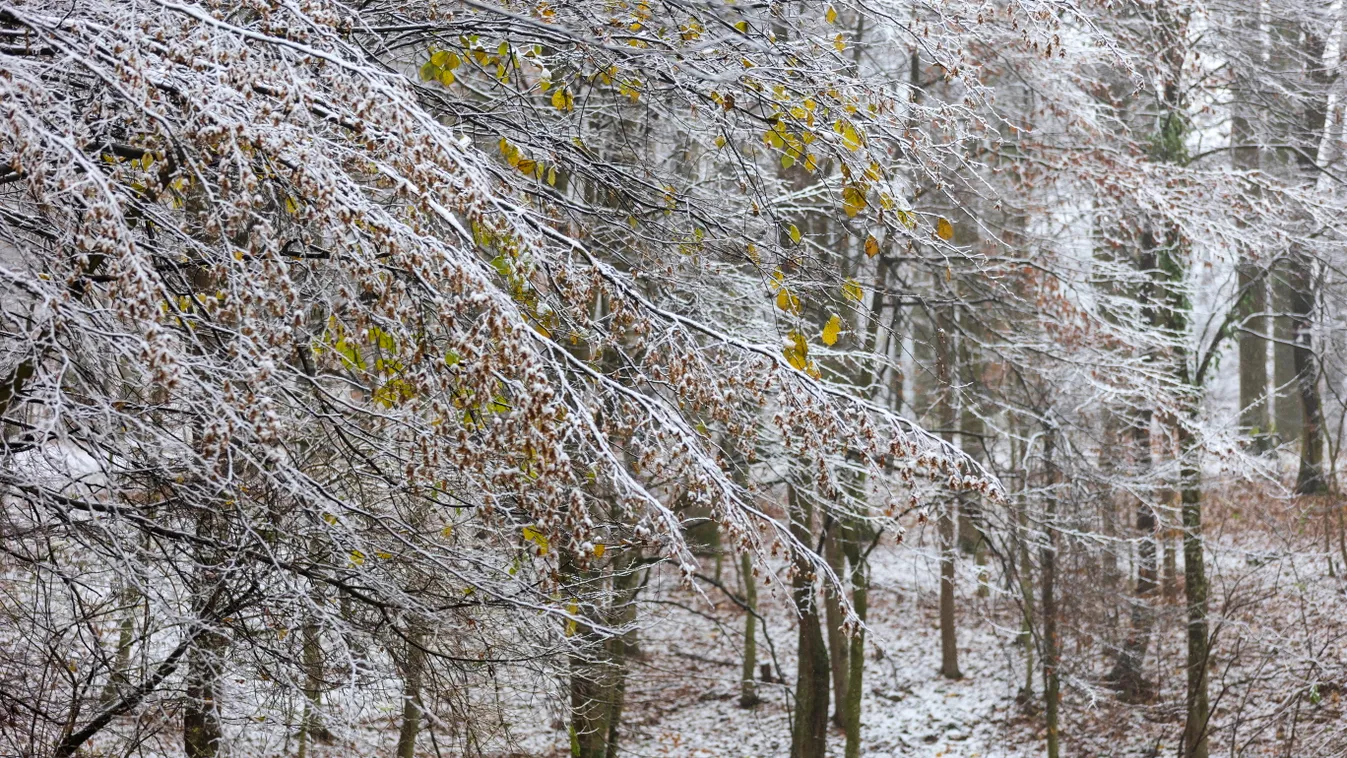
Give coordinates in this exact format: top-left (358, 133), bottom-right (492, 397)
top-left (296, 615), bottom-right (329, 758)
top-left (739, 551), bottom-right (760, 708)
top-left (789, 485), bottom-right (830, 758)
top-left (841, 527), bottom-right (868, 758)
top-left (1237, 264), bottom-right (1269, 448)
top-left (935, 311), bottom-right (962, 680)
top-left (1178, 430), bottom-right (1210, 758)
top-left (1041, 433), bottom-right (1060, 758)
top-left (823, 528), bottom-right (849, 727)
top-left (1272, 274), bottom-right (1304, 444)
top-left (184, 511), bottom-right (224, 758)
top-left (395, 621), bottom-right (426, 758)
top-left (1109, 411), bottom-right (1157, 702)
top-left (1231, 2), bottom-right (1269, 451)
top-left (603, 549), bottom-right (641, 756)
top-left (98, 579), bottom-right (138, 706)
top-left (1290, 253), bottom-right (1326, 495)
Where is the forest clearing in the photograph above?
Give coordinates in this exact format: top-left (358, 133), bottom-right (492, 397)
top-left (2, 0), bottom-right (1346, 756)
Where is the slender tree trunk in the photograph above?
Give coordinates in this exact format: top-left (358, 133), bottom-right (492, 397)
top-left (1041, 434), bottom-right (1060, 758)
top-left (841, 527), bottom-right (868, 758)
top-left (99, 579), bottom-right (138, 706)
top-left (823, 528), bottom-right (849, 727)
top-left (739, 551), bottom-right (760, 708)
top-left (935, 310), bottom-right (962, 680)
top-left (1290, 255), bottom-right (1326, 496)
top-left (1017, 490), bottom-right (1035, 702)
top-left (1178, 426), bottom-right (1210, 758)
top-left (395, 621), bottom-right (426, 758)
top-left (789, 484), bottom-right (830, 758)
top-left (184, 510), bottom-right (224, 758)
top-left (296, 615), bottom-right (328, 758)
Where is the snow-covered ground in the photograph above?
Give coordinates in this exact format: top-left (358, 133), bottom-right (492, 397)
top-left (511, 494), bottom-right (1347, 758)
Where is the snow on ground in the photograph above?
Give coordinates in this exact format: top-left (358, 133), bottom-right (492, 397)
top-left (516, 496), bottom-right (1347, 758)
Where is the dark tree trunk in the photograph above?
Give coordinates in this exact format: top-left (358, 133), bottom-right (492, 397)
top-left (935, 309), bottom-right (962, 680)
top-left (789, 485), bottom-right (830, 758)
top-left (1041, 433), bottom-right (1060, 758)
top-left (1179, 428), bottom-right (1210, 758)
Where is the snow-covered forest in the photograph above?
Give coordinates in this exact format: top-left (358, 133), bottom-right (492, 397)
top-left (2, 0), bottom-right (1346, 755)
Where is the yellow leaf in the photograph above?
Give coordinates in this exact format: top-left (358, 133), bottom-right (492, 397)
top-left (551, 88), bottom-right (574, 111)
top-left (822, 314), bottom-right (842, 346)
top-left (783, 331), bottom-right (809, 369)
top-left (776, 288), bottom-right (802, 315)
top-left (441, 525), bottom-right (454, 538)
top-left (438, 68), bottom-right (456, 86)
top-left (864, 235), bottom-right (880, 257)
top-left (842, 185), bottom-right (867, 218)
top-left (734, 20), bottom-right (748, 33)
top-left (376, 551), bottom-right (392, 560)
top-left (936, 216), bottom-right (954, 241)
top-left (546, 165), bottom-right (557, 186)
top-left (714, 135), bottom-right (727, 148)
top-left (431, 50), bottom-right (452, 67)
top-left (523, 525), bottom-right (550, 555)
top-left (836, 120), bottom-right (862, 151)
top-left (322, 513), bottom-right (339, 525)
top-left (843, 278), bottom-right (864, 302)
top-left (833, 33), bottom-right (846, 52)
top-left (594, 543), bottom-right (606, 558)
top-left (781, 153), bottom-right (795, 169)
top-left (349, 550), bottom-right (366, 567)
top-left (825, 5), bottom-right (838, 23)
top-left (788, 224), bottom-right (802, 244)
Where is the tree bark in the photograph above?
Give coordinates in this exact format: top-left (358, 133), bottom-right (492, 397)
top-left (841, 527), bottom-right (868, 758)
top-left (395, 621), bottom-right (426, 758)
top-left (789, 484), bottom-right (830, 758)
top-left (823, 528), bottom-right (849, 727)
top-left (1290, 254), bottom-right (1326, 495)
top-left (1178, 428), bottom-right (1210, 758)
top-left (1272, 274), bottom-right (1304, 443)
top-left (739, 551), bottom-right (760, 708)
top-left (1108, 411), bottom-right (1157, 702)
top-left (1041, 433), bottom-right (1060, 758)
top-left (1231, 1), bottom-right (1269, 451)
top-left (184, 510), bottom-right (224, 758)
top-left (603, 548), bottom-right (641, 756)
top-left (935, 312), bottom-right (962, 680)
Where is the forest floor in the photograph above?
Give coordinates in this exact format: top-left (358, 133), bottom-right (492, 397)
top-left (513, 489), bottom-right (1347, 758)
top-left (93, 488), bottom-right (1347, 757)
